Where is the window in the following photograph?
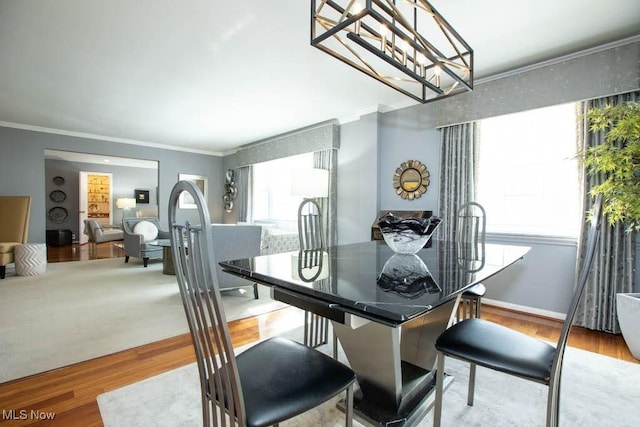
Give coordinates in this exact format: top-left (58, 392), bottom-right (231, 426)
top-left (476, 103), bottom-right (580, 237)
top-left (252, 152), bottom-right (314, 231)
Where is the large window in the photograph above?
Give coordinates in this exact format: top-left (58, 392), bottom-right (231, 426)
top-left (252, 152), bottom-right (314, 231)
top-left (476, 103), bottom-right (580, 237)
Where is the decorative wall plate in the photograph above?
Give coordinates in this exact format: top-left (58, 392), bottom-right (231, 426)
top-left (223, 169), bottom-right (237, 213)
top-left (53, 176), bottom-right (65, 185)
top-left (49, 190), bottom-right (67, 203)
top-left (48, 207), bottom-right (69, 223)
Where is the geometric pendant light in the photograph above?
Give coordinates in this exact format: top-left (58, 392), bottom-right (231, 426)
top-left (311, 0), bottom-right (473, 103)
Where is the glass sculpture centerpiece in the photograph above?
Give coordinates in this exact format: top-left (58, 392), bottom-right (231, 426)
top-left (378, 213), bottom-right (442, 254)
top-left (377, 254), bottom-right (441, 299)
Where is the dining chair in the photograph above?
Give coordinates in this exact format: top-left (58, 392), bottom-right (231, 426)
top-left (298, 198), bottom-right (325, 252)
top-left (456, 202), bottom-right (487, 321)
top-left (297, 198), bottom-right (337, 357)
top-left (433, 194), bottom-right (603, 427)
top-left (169, 180), bottom-right (355, 427)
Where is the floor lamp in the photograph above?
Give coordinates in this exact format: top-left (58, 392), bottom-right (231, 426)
top-left (116, 198), bottom-right (136, 224)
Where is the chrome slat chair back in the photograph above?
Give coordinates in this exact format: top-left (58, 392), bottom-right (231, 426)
top-left (297, 198), bottom-right (332, 352)
top-left (169, 180), bottom-right (355, 427)
top-left (434, 194), bottom-right (603, 427)
top-left (169, 180), bottom-right (245, 426)
top-left (456, 202), bottom-right (487, 320)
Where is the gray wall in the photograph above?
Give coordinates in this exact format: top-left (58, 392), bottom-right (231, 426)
top-left (45, 159), bottom-right (158, 241)
top-left (0, 126), bottom-right (224, 243)
top-left (379, 114), bottom-right (440, 213)
top-left (338, 39), bottom-right (640, 315)
top-left (337, 112), bottom-right (380, 244)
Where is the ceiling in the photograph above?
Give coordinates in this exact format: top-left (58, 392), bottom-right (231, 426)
top-left (1, 1), bottom-right (638, 154)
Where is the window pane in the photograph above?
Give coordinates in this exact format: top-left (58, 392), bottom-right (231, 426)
top-left (252, 152), bottom-right (314, 230)
top-left (476, 103), bottom-right (580, 237)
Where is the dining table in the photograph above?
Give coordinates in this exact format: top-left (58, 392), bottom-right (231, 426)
top-left (220, 239), bottom-right (530, 426)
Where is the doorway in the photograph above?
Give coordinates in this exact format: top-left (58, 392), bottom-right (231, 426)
top-left (44, 150), bottom-right (159, 246)
top-left (78, 171), bottom-right (113, 244)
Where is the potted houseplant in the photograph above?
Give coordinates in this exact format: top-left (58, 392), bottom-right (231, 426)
top-left (584, 100), bottom-right (640, 359)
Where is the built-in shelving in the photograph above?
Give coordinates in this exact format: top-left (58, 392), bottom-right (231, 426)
top-left (86, 173), bottom-right (112, 223)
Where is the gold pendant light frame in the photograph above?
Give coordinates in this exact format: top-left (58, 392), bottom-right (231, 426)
top-left (311, 0), bottom-right (473, 103)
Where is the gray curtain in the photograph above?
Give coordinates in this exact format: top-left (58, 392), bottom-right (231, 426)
top-left (574, 91), bottom-right (638, 333)
top-left (237, 166), bottom-right (252, 223)
top-left (438, 122), bottom-right (480, 241)
top-left (437, 122), bottom-right (479, 292)
top-left (313, 149), bottom-right (338, 248)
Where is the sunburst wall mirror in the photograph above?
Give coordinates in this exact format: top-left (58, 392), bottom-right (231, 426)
top-left (393, 160), bottom-right (430, 200)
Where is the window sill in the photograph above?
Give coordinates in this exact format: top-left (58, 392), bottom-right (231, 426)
top-left (485, 233), bottom-right (577, 247)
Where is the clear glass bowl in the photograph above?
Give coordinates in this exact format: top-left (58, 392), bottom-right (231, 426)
top-left (378, 213), bottom-right (442, 254)
top-left (377, 254), bottom-right (440, 298)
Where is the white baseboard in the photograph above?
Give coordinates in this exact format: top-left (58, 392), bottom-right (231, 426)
top-left (483, 298), bottom-right (566, 321)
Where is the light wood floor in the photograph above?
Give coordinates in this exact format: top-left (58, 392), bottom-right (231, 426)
top-left (0, 243), bottom-right (634, 426)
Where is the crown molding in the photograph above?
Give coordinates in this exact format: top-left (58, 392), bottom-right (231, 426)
top-left (0, 121), bottom-right (224, 157)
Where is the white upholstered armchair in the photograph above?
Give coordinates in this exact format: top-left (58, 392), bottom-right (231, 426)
top-left (122, 217), bottom-right (169, 267)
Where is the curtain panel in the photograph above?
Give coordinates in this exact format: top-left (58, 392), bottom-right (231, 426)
top-left (438, 122), bottom-right (479, 294)
top-left (574, 91), bottom-right (638, 333)
top-left (438, 122), bottom-right (479, 241)
top-left (313, 149), bottom-right (338, 249)
top-left (237, 166), bottom-right (252, 223)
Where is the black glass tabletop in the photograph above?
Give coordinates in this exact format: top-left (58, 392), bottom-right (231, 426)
top-left (220, 240), bottom-right (529, 324)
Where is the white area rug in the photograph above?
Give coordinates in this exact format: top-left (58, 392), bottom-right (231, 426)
top-left (0, 258), bottom-right (286, 383)
top-left (98, 336), bottom-right (640, 427)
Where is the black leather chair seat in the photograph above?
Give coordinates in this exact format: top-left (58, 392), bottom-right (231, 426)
top-left (462, 283), bottom-right (486, 298)
top-left (213, 337), bottom-right (356, 427)
top-left (435, 195), bottom-right (602, 427)
top-left (435, 318), bottom-right (556, 383)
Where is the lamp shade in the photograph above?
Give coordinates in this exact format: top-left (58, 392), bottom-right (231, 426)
top-left (116, 198), bottom-right (136, 209)
top-left (290, 168), bottom-right (329, 198)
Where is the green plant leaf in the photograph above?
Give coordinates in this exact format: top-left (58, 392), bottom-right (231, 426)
top-left (585, 101), bottom-right (640, 230)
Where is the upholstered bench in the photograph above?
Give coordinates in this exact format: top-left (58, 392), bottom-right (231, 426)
top-left (260, 226), bottom-right (300, 255)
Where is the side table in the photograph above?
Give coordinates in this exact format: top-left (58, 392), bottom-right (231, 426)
top-left (15, 243), bottom-right (47, 276)
top-left (148, 239), bottom-right (175, 275)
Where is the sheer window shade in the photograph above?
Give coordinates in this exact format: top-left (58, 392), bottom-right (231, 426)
top-left (476, 103), bottom-right (580, 237)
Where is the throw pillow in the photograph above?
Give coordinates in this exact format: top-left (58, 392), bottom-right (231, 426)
top-left (133, 220), bottom-right (158, 242)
